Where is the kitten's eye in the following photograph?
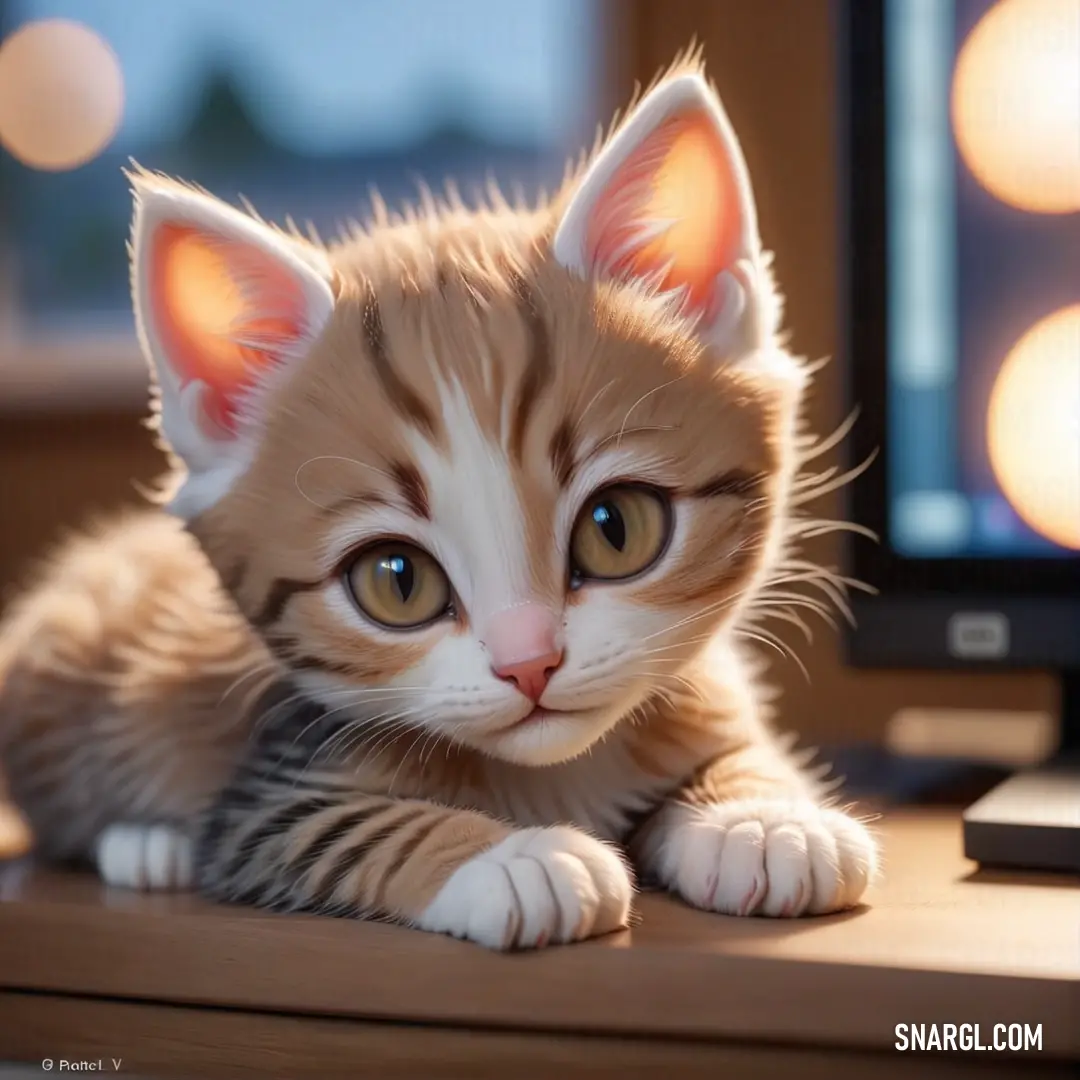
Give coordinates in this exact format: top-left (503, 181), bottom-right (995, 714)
top-left (344, 542), bottom-right (451, 629)
top-left (570, 485), bottom-right (671, 582)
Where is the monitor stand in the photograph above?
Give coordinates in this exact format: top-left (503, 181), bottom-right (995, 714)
top-left (962, 669), bottom-right (1080, 874)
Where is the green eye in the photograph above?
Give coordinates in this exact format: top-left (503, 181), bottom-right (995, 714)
top-left (570, 485), bottom-right (671, 582)
top-left (344, 542), bottom-right (451, 629)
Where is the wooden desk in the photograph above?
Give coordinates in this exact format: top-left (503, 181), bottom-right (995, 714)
top-left (0, 809), bottom-right (1076, 1079)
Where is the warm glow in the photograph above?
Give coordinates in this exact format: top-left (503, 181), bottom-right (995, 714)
top-left (0, 803), bottom-right (31, 861)
top-left (159, 227), bottom-right (252, 385)
top-left (587, 109), bottom-right (741, 317)
top-left (149, 222), bottom-right (306, 433)
top-left (952, 0), bottom-right (1080, 214)
top-left (0, 19), bottom-right (123, 172)
top-left (987, 305), bottom-right (1080, 549)
top-left (638, 114), bottom-right (739, 291)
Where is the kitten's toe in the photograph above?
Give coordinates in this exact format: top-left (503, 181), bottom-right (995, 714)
top-left (416, 825), bottom-right (633, 950)
top-left (656, 799), bottom-right (878, 917)
top-left (805, 806), bottom-right (877, 913)
top-left (95, 823), bottom-right (195, 891)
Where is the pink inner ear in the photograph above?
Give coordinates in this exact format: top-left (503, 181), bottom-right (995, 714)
top-left (148, 223), bottom-right (309, 437)
top-left (585, 108), bottom-right (743, 322)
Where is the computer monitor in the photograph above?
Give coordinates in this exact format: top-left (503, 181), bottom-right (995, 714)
top-left (841, 0), bottom-right (1079, 872)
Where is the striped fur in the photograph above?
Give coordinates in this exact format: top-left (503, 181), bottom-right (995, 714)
top-left (0, 51), bottom-right (879, 948)
top-left (195, 683), bottom-right (517, 921)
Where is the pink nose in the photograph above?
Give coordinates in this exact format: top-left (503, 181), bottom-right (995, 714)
top-left (486, 603), bottom-right (564, 704)
top-left (494, 653), bottom-right (563, 703)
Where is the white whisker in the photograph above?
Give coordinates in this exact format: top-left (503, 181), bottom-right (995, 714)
top-left (217, 661), bottom-right (280, 708)
top-left (615, 374), bottom-right (689, 448)
top-left (293, 455), bottom-right (397, 514)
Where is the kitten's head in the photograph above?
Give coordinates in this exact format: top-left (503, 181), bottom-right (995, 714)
top-left (128, 56), bottom-right (807, 767)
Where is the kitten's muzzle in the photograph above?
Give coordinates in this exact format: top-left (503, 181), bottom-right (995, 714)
top-left (483, 602), bottom-right (565, 704)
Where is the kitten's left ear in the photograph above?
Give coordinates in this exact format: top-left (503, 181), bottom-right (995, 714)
top-left (553, 71), bottom-right (788, 371)
top-left (129, 171), bottom-right (336, 520)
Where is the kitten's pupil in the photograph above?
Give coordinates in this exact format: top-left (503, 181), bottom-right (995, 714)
top-left (592, 502), bottom-right (626, 552)
top-left (381, 555), bottom-right (414, 603)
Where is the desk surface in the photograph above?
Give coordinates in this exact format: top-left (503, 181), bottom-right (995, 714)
top-left (0, 809), bottom-right (1077, 1059)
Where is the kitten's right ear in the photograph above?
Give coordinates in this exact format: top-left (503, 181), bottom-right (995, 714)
top-left (129, 171), bottom-right (335, 520)
top-left (553, 69), bottom-right (794, 384)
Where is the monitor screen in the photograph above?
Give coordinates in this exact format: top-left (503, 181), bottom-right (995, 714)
top-left (882, 0), bottom-right (1079, 560)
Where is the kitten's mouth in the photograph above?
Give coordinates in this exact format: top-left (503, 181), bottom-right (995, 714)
top-left (509, 705), bottom-right (571, 729)
top-left (486, 702), bottom-right (619, 766)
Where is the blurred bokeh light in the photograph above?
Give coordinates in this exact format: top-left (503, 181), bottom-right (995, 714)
top-left (952, 0), bottom-right (1080, 214)
top-left (987, 305), bottom-right (1080, 550)
top-left (0, 18), bottom-right (123, 172)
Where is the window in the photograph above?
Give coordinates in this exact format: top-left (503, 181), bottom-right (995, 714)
top-left (0, 0), bottom-right (604, 404)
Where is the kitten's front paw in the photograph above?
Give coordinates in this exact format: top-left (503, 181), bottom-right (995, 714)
top-left (416, 826), bottom-right (633, 950)
top-left (655, 799), bottom-right (877, 917)
top-left (95, 823), bottom-right (195, 891)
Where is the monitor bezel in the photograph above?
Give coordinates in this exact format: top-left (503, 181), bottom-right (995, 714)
top-left (842, 0), bottom-right (1080, 599)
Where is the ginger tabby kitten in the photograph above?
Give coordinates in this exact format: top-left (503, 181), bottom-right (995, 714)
top-left (0, 54), bottom-right (878, 950)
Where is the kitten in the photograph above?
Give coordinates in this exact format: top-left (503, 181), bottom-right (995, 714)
top-left (0, 54), bottom-right (878, 949)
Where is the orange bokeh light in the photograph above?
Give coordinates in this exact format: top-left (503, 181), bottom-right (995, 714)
top-left (952, 0), bottom-right (1080, 214)
top-left (0, 19), bottom-right (123, 172)
top-left (987, 305), bottom-right (1080, 550)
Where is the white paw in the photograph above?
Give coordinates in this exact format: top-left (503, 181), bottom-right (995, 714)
top-left (416, 826), bottom-right (633, 950)
top-left (654, 799), bottom-right (878, 917)
top-left (94, 823), bottom-right (195, 891)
